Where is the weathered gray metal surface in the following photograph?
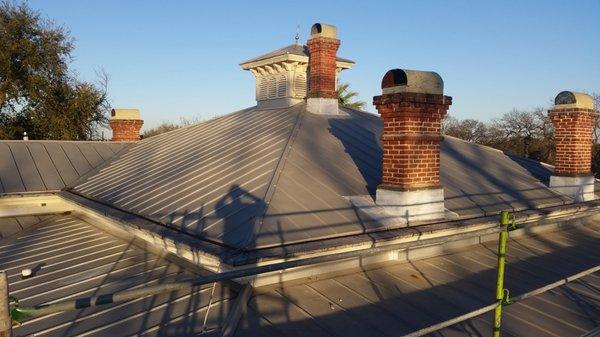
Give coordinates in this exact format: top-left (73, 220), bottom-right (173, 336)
top-left (73, 104), bottom-right (572, 251)
top-left (0, 215), bottom-right (237, 336)
top-left (0, 216), bottom-right (47, 240)
top-left (441, 137), bottom-right (572, 217)
top-left (0, 141), bottom-right (130, 195)
top-left (235, 225), bottom-right (600, 337)
top-left (73, 106), bottom-right (301, 250)
top-left (240, 44), bottom-right (354, 65)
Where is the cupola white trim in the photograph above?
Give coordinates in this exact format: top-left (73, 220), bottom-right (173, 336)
top-left (240, 44), bottom-right (353, 109)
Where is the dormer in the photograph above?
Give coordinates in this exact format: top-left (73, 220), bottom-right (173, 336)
top-left (240, 44), bottom-right (353, 109)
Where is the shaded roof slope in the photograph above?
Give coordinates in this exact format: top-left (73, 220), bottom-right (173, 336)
top-left (0, 140), bottom-right (130, 195)
top-left (1, 214), bottom-right (237, 336)
top-left (72, 104), bottom-right (571, 253)
top-left (0, 215), bottom-right (48, 240)
top-left (235, 224), bottom-right (600, 337)
top-left (440, 136), bottom-right (571, 217)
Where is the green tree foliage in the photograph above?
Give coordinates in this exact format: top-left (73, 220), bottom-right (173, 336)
top-left (337, 82), bottom-right (366, 110)
top-left (0, 1), bottom-right (110, 140)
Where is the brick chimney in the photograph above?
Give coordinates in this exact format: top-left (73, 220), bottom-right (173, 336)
top-left (373, 69), bottom-right (451, 222)
top-left (109, 109), bottom-right (143, 142)
top-left (306, 23), bottom-right (341, 114)
top-left (549, 91), bottom-right (598, 202)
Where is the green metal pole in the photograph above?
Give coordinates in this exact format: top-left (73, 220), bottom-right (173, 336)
top-left (493, 211), bottom-right (509, 337)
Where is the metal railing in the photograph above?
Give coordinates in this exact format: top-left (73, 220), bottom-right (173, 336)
top-left (0, 210), bottom-right (597, 337)
top-left (403, 210), bottom-right (600, 337)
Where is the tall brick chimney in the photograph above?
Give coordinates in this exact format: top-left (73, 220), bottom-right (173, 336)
top-left (109, 109), bottom-right (143, 142)
top-left (373, 69), bottom-right (452, 222)
top-left (306, 23), bottom-right (341, 114)
top-left (549, 91), bottom-right (598, 202)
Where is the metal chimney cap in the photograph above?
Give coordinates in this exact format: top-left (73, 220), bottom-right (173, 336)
top-left (310, 23), bottom-right (337, 39)
top-left (111, 109), bottom-right (141, 120)
top-left (554, 91), bottom-right (594, 109)
top-left (381, 69), bottom-right (443, 95)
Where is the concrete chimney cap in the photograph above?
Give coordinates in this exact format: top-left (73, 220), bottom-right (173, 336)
top-left (111, 108), bottom-right (141, 120)
top-left (381, 69), bottom-right (443, 95)
top-left (310, 23), bottom-right (337, 39)
top-left (553, 91), bottom-right (595, 109)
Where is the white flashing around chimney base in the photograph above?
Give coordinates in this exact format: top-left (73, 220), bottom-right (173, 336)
top-left (376, 187), bottom-right (446, 223)
top-left (307, 98), bottom-right (340, 115)
top-left (549, 175), bottom-right (596, 202)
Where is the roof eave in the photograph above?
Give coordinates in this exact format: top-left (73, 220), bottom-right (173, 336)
top-left (239, 54), bottom-right (308, 70)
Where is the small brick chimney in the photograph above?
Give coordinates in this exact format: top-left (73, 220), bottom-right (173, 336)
top-left (549, 91), bottom-right (598, 202)
top-left (109, 109), bottom-right (143, 142)
top-left (373, 69), bottom-right (452, 222)
top-left (306, 23), bottom-right (341, 114)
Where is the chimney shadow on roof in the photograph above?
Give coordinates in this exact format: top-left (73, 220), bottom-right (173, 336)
top-left (327, 110), bottom-right (382, 196)
top-left (507, 154), bottom-right (553, 185)
top-left (441, 139), bottom-right (539, 212)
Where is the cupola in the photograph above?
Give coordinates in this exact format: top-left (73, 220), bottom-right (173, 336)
top-left (240, 29), bottom-right (353, 109)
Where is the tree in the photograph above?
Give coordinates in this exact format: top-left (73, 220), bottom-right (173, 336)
top-left (337, 82), bottom-right (366, 110)
top-left (442, 117), bottom-right (489, 144)
top-left (490, 108), bottom-right (554, 160)
top-left (142, 117), bottom-right (202, 138)
top-left (443, 108), bottom-right (554, 163)
top-left (0, 1), bottom-right (110, 140)
top-left (591, 93), bottom-right (600, 142)
top-left (590, 93), bottom-right (600, 177)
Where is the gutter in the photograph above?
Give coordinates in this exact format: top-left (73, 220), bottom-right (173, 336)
top-left (3, 190), bottom-right (600, 287)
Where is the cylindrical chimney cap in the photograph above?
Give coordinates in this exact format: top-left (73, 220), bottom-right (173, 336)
top-left (111, 108), bottom-right (141, 120)
top-left (310, 23), bottom-right (337, 39)
top-left (553, 91), bottom-right (594, 109)
top-left (381, 69), bottom-right (443, 95)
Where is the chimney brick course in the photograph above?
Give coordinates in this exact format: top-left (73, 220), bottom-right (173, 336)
top-left (548, 91), bottom-right (598, 202)
top-left (109, 119), bottom-right (143, 142)
top-left (307, 37), bottom-right (340, 99)
top-left (374, 92), bottom-right (451, 190)
top-left (549, 107), bottom-right (598, 176)
top-left (109, 109), bottom-right (143, 142)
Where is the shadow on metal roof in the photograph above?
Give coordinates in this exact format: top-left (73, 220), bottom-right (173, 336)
top-left (70, 104), bottom-right (575, 254)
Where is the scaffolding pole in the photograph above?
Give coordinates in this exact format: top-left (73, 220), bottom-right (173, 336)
top-left (493, 210), bottom-right (510, 337)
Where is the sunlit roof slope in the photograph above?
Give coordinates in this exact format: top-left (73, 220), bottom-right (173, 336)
top-left (1, 214), bottom-right (238, 336)
top-left (71, 104), bottom-right (572, 253)
top-left (0, 215), bottom-right (48, 240)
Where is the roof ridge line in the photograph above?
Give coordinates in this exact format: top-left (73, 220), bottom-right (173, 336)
top-left (243, 103), bottom-right (306, 250)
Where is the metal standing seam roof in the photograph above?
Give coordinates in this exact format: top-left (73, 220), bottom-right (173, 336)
top-left (234, 224), bottom-right (600, 337)
top-left (0, 216), bottom-right (48, 240)
top-left (0, 215), bottom-right (238, 337)
top-left (71, 103), bottom-right (573, 256)
top-left (0, 140), bottom-right (131, 195)
top-left (239, 44), bottom-right (355, 65)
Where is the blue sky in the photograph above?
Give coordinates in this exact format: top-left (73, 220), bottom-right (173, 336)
top-left (30, 0), bottom-right (600, 130)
